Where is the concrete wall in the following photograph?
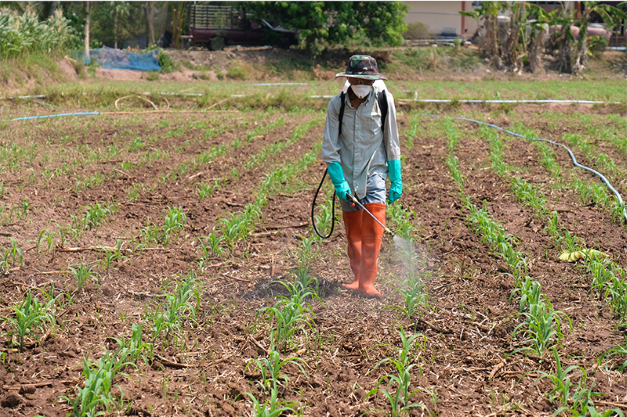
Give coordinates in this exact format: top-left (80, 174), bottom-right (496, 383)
top-left (404, 1), bottom-right (479, 38)
top-left (404, 2), bottom-right (578, 38)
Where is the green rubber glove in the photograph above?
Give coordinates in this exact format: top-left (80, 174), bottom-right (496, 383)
top-left (327, 162), bottom-right (351, 202)
top-left (388, 159), bottom-right (403, 204)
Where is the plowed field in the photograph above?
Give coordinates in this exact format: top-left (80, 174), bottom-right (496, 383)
top-left (1, 101), bottom-right (627, 416)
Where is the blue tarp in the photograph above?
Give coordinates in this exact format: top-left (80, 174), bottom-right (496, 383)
top-left (72, 46), bottom-right (161, 72)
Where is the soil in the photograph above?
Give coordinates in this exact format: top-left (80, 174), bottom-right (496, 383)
top-left (0, 101), bottom-right (626, 416)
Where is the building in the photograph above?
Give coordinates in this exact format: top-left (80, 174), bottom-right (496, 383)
top-left (403, 1), bottom-right (579, 39)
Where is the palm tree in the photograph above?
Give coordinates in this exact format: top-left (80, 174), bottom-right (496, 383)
top-left (109, 1), bottom-right (130, 49)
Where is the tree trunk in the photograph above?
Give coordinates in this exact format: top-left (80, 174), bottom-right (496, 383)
top-left (502, 4), bottom-right (524, 67)
top-left (173, 7), bottom-right (181, 49)
top-left (144, 2), bottom-right (156, 46)
top-left (556, 24), bottom-right (573, 73)
top-left (114, 11), bottom-right (118, 49)
top-left (482, 14), bottom-right (499, 66)
top-left (84, 1), bottom-right (91, 56)
top-left (573, 36), bottom-right (587, 75)
top-left (528, 26), bottom-right (547, 74)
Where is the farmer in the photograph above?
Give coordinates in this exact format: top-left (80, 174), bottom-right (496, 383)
top-left (322, 55), bottom-right (402, 299)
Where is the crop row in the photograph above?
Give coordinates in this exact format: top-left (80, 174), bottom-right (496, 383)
top-left (436, 115), bottom-right (623, 415)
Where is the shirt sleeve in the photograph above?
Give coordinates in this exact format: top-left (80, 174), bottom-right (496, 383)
top-left (384, 91), bottom-right (401, 161)
top-left (321, 94), bottom-right (342, 165)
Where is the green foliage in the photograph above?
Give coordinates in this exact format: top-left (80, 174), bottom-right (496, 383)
top-left (403, 22), bottom-right (429, 40)
top-left (366, 327), bottom-right (428, 416)
top-left (158, 50), bottom-right (179, 74)
top-left (511, 298), bottom-right (571, 357)
top-left (0, 8), bottom-right (77, 59)
top-left (1, 290), bottom-right (56, 351)
top-left (247, 2), bottom-right (410, 57)
top-left (66, 263), bottom-right (97, 290)
top-left (246, 349), bottom-right (308, 392)
top-left (227, 61), bottom-right (250, 80)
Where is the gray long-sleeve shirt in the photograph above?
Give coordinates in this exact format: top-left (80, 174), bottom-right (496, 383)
top-left (321, 86), bottom-right (401, 200)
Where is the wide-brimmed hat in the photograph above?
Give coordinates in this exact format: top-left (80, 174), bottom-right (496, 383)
top-left (335, 55), bottom-right (388, 81)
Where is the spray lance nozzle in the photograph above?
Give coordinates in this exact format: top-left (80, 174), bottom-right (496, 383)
top-left (346, 191), bottom-right (395, 237)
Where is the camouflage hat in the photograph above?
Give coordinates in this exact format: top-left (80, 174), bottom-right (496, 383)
top-left (335, 55), bottom-right (388, 81)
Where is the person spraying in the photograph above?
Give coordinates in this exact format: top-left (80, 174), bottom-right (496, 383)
top-left (321, 55), bottom-right (402, 299)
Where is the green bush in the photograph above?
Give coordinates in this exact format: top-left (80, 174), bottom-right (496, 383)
top-left (403, 22), bottom-right (430, 40)
top-left (157, 50), bottom-right (179, 73)
top-left (227, 61), bottom-right (249, 80)
top-left (147, 71), bottom-right (159, 81)
top-left (0, 9), bottom-right (77, 59)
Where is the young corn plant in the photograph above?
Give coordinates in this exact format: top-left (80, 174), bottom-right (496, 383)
top-left (536, 347), bottom-right (613, 416)
top-left (63, 346), bottom-right (136, 417)
top-left (258, 289), bottom-right (314, 352)
top-left (241, 387), bottom-right (300, 417)
top-left (246, 348), bottom-right (308, 392)
top-left (445, 154), bottom-right (465, 191)
top-left (366, 327), bottom-right (428, 416)
top-left (510, 299), bottom-right (572, 357)
top-left (162, 206), bottom-right (187, 245)
top-left (196, 233), bottom-right (225, 263)
top-left (151, 273), bottom-right (199, 343)
top-left (390, 279), bottom-right (430, 321)
top-left (82, 201), bottom-right (117, 230)
top-left (66, 263), bottom-right (97, 290)
top-left (1, 290), bottom-right (56, 351)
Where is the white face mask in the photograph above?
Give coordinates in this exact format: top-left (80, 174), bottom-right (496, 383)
top-left (351, 84), bottom-right (371, 99)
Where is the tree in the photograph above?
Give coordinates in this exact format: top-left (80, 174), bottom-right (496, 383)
top-left (109, 1), bottom-right (130, 49)
top-left (245, 2), bottom-right (410, 57)
top-left (170, 1), bottom-right (186, 49)
top-left (461, 1), bottom-right (504, 65)
top-left (143, 1), bottom-right (158, 46)
top-left (572, 2), bottom-right (626, 74)
top-left (84, 1), bottom-right (92, 55)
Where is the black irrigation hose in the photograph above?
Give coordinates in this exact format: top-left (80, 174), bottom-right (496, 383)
top-left (420, 114), bottom-right (627, 223)
top-left (311, 168), bottom-right (337, 239)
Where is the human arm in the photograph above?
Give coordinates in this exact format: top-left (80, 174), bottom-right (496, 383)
top-left (322, 95), bottom-right (350, 201)
top-left (383, 92), bottom-right (402, 203)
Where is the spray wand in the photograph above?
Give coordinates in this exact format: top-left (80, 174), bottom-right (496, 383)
top-left (345, 191), bottom-right (396, 237)
top-left (311, 167), bottom-right (400, 239)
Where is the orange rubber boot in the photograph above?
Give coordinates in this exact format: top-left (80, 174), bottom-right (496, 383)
top-left (341, 210), bottom-right (363, 290)
top-left (358, 203), bottom-right (385, 299)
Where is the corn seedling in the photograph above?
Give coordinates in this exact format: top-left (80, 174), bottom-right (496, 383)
top-left (258, 297), bottom-right (311, 352)
top-left (196, 233), bottom-right (225, 260)
top-left (390, 279), bottom-right (430, 321)
top-left (63, 347), bottom-right (136, 417)
top-left (66, 263), bottom-right (96, 290)
top-left (1, 290), bottom-right (56, 351)
top-left (445, 154), bottom-right (465, 190)
top-left (106, 324), bottom-right (149, 365)
top-left (366, 327), bottom-right (428, 417)
top-left (241, 387), bottom-right (299, 417)
top-left (510, 299), bottom-right (572, 357)
top-left (511, 277), bottom-right (543, 312)
top-left (536, 347), bottom-right (609, 415)
top-left (246, 348), bottom-right (308, 392)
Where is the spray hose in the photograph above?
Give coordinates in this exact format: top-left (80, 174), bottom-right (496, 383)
top-left (420, 114), bottom-right (627, 223)
top-left (311, 168), bottom-right (337, 239)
